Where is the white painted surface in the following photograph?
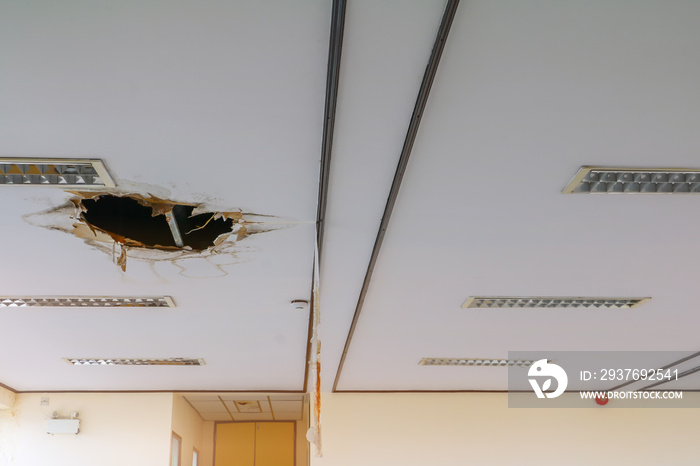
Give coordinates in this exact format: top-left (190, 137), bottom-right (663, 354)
top-left (0, 388), bottom-right (15, 410)
top-left (2, 0), bottom-right (700, 394)
top-left (0, 0), bottom-right (326, 391)
top-left (320, 0), bottom-right (448, 391)
top-left (12, 393), bottom-right (172, 466)
top-left (0, 388), bottom-right (17, 466)
top-left (331, 0), bottom-right (700, 390)
top-left (311, 392), bottom-right (700, 466)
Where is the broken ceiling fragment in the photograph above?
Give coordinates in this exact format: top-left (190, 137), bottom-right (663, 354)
top-left (26, 191), bottom-right (289, 273)
top-left (77, 194), bottom-right (237, 251)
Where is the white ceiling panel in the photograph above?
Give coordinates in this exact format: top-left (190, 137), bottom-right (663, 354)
top-left (201, 412), bottom-right (233, 422)
top-left (0, 0), bottom-right (327, 391)
top-left (266, 395), bottom-right (305, 402)
top-left (333, 0), bottom-right (700, 390)
top-left (270, 400), bottom-right (303, 413)
top-left (184, 395), bottom-right (221, 403)
top-left (232, 413), bottom-right (274, 421)
top-left (273, 412), bottom-right (302, 421)
top-left (219, 394), bottom-right (270, 402)
top-left (319, 0), bottom-right (448, 391)
top-left (189, 400), bottom-right (227, 413)
top-left (3, 0), bottom-right (700, 396)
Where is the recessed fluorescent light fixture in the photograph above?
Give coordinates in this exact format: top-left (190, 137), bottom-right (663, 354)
top-left (420, 358), bottom-right (536, 367)
top-left (0, 296), bottom-right (174, 307)
top-left (563, 166), bottom-right (700, 194)
top-left (0, 158), bottom-right (115, 187)
top-left (65, 358), bottom-right (205, 366)
top-left (462, 296), bottom-right (649, 309)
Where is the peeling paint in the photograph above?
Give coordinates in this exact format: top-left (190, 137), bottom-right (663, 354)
top-left (25, 190), bottom-right (292, 276)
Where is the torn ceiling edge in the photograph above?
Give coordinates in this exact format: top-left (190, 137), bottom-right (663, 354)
top-left (25, 191), bottom-right (292, 273)
top-left (71, 192), bottom-right (245, 251)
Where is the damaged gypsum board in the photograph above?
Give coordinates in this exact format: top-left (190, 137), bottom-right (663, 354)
top-left (77, 194), bottom-right (236, 251)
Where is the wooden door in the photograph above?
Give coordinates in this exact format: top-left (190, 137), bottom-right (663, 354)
top-left (255, 422), bottom-right (294, 466)
top-left (214, 422), bottom-right (294, 466)
top-left (215, 423), bottom-right (255, 466)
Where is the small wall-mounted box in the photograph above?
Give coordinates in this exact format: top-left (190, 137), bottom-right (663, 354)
top-left (46, 419), bottom-right (80, 435)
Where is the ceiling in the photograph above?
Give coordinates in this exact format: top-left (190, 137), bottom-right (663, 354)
top-left (183, 393), bottom-right (306, 422)
top-left (2, 0), bottom-right (700, 393)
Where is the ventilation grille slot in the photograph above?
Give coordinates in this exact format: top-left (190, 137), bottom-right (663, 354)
top-left (0, 296), bottom-right (174, 308)
top-left (66, 358), bottom-right (204, 366)
top-left (563, 166), bottom-right (700, 194)
top-left (462, 296), bottom-right (649, 309)
top-left (420, 358), bottom-right (536, 367)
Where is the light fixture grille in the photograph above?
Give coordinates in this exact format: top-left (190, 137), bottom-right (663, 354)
top-left (563, 166), bottom-right (700, 194)
top-left (66, 358), bottom-right (205, 366)
top-left (0, 158), bottom-right (115, 187)
top-left (420, 358), bottom-right (536, 367)
top-left (0, 296), bottom-right (174, 308)
top-left (462, 296), bottom-right (649, 309)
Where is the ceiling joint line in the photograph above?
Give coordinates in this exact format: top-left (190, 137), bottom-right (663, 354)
top-left (304, 0), bottom-right (347, 394)
top-left (315, 0), bottom-right (346, 258)
top-left (605, 350), bottom-right (700, 392)
top-left (332, 0), bottom-right (461, 392)
top-left (638, 364), bottom-right (700, 391)
top-left (183, 396), bottom-right (206, 422)
top-left (219, 395), bottom-right (235, 421)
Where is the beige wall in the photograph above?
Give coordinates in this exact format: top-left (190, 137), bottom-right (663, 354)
top-left (11, 391), bottom-right (695, 466)
top-left (12, 393), bottom-right (173, 466)
top-left (311, 392), bottom-right (700, 466)
top-left (171, 395), bottom-right (209, 466)
top-left (296, 396), bottom-right (309, 466)
top-left (199, 421), bottom-right (215, 466)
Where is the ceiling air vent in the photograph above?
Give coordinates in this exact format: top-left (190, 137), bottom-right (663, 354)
top-left (462, 296), bottom-right (649, 309)
top-left (65, 358), bottom-right (205, 366)
top-left (0, 158), bottom-right (115, 187)
top-left (0, 296), bottom-right (174, 307)
top-left (563, 166), bottom-right (700, 194)
top-left (420, 358), bottom-right (536, 367)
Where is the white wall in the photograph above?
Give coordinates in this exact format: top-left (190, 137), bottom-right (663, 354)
top-left (12, 393), bottom-right (173, 466)
top-left (311, 392), bottom-right (700, 466)
top-left (0, 387), bottom-right (15, 410)
top-left (0, 387), bottom-right (18, 466)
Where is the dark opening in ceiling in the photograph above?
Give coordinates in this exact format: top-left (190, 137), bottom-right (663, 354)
top-left (80, 195), bottom-right (234, 251)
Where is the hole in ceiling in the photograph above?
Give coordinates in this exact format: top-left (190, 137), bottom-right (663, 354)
top-left (25, 188), bottom-right (292, 276)
top-left (79, 194), bottom-right (235, 251)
